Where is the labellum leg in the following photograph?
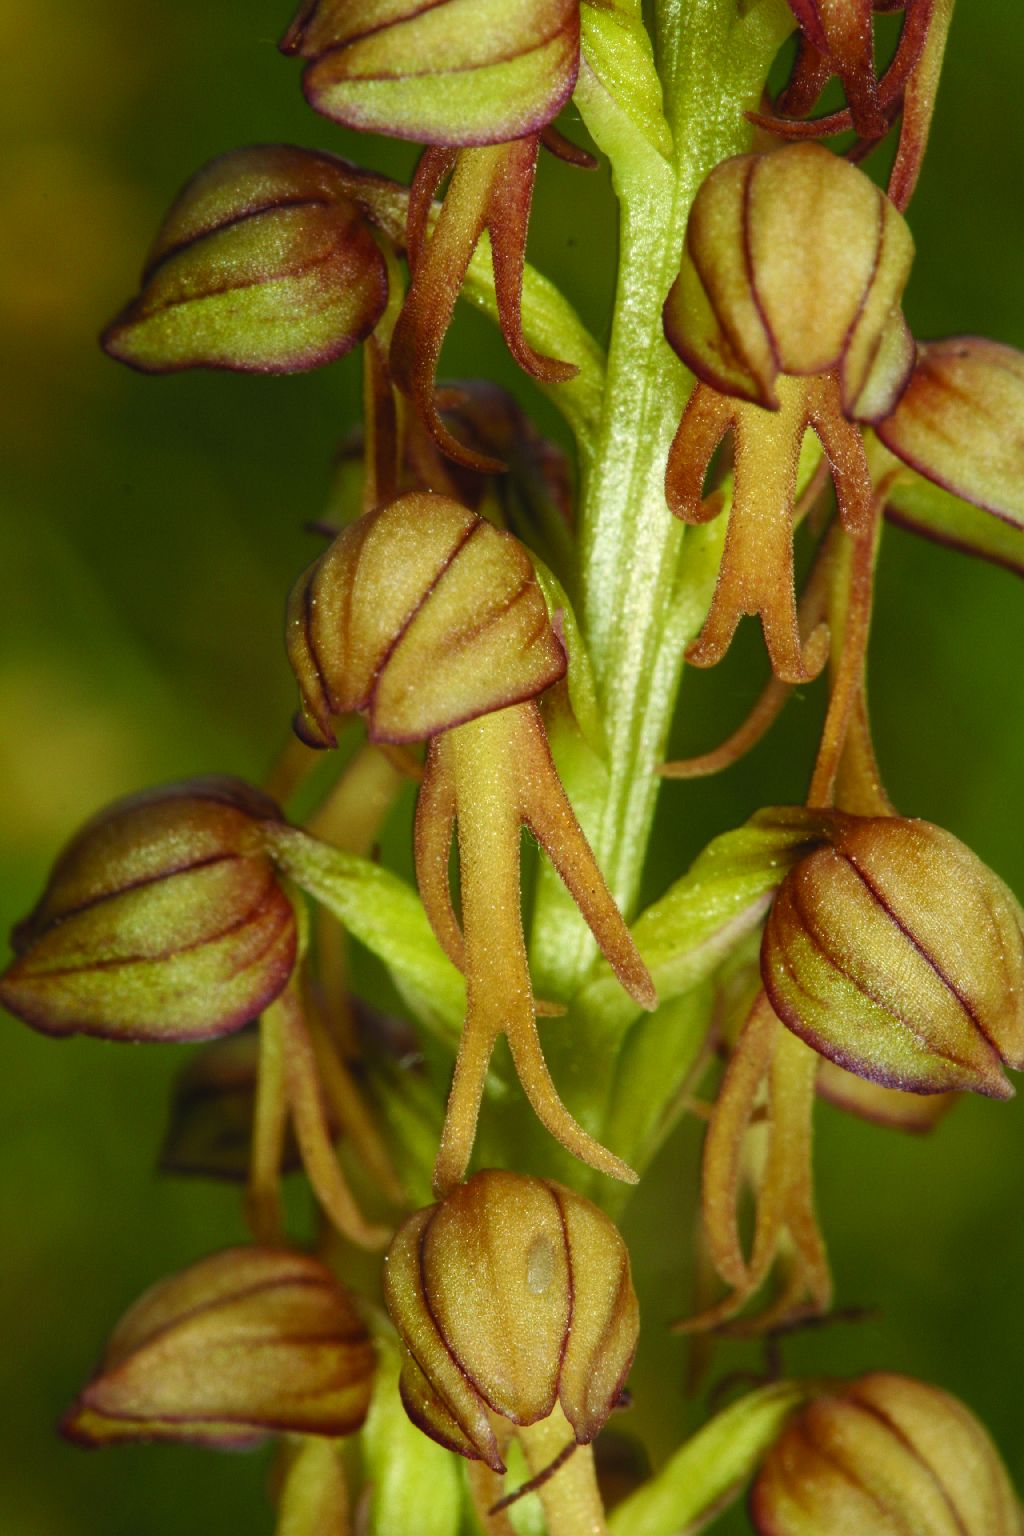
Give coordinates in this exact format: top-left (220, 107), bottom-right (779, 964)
top-left (391, 145), bottom-right (506, 473)
top-left (306, 1002), bottom-right (405, 1206)
top-left (430, 709), bottom-right (638, 1198)
top-left (391, 139), bottom-right (575, 472)
top-left (696, 994), bottom-right (782, 1297)
top-left (274, 984), bottom-right (392, 1248)
top-left (247, 1007), bottom-right (289, 1245)
top-left (488, 138), bottom-right (578, 385)
top-left (685, 381), bottom-right (826, 683)
top-left (514, 702), bottom-right (655, 1010)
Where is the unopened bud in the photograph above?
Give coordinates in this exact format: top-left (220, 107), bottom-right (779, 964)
top-left (664, 143), bottom-right (914, 419)
top-left (103, 145), bottom-right (387, 375)
top-left (281, 0), bottom-right (580, 146)
top-left (751, 1373), bottom-right (1022, 1535)
top-left (762, 814), bottom-right (1024, 1099)
top-left (383, 1168), bottom-right (638, 1472)
top-left (62, 1247), bottom-right (375, 1447)
top-left (877, 336), bottom-right (1024, 526)
top-left (286, 492), bottom-right (566, 748)
top-left (0, 777), bottom-right (297, 1042)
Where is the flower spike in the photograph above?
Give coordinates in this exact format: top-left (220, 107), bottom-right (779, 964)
top-left (282, 0), bottom-right (584, 466)
top-left (663, 144), bottom-right (914, 683)
top-left (286, 493), bottom-right (655, 1192)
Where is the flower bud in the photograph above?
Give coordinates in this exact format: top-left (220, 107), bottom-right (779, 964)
top-left (102, 145), bottom-right (387, 375)
top-left (287, 492), bottom-right (566, 747)
top-left (281, 0), bottom-right (580, 146)
top-left (62, 1247), bottom-right (375, 1448)
top-left (665, 144), bottom-right (914, 419)
top-left (751, 1373), bottom-right (1022, 1535)
top-left (762, 814), bottom-right (1024, 1099)
top-left (877, 337), bottom-right (1024, 526)
top-left (0, 777), bottom-right (297, 1042)
top-left (383, 1169), bottom-right (638, 1471)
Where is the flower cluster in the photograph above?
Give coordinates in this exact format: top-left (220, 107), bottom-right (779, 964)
top-left (5, 0), bottom-right (1024, 1533)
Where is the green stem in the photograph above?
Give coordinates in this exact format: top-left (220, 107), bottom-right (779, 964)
top-left (550, 0), bottom-right (795, 986)
top-left (517, 1407), bottom-right (609, 1536)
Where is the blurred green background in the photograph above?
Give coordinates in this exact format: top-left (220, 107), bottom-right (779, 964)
top-left (2, 2), bottom-right (1022, 1532)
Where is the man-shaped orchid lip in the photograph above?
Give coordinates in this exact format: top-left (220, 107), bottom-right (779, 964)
top-left (287, 493), bottom-right (654, 1191)
top-left (663, 144), bottom-right (914, 684)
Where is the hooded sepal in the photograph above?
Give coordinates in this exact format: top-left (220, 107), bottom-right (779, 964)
top-left (62, 1248), bottom-right (375, 1448)
top-left (102, 145), bottom-right (388, 374)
